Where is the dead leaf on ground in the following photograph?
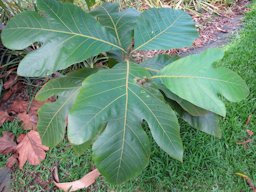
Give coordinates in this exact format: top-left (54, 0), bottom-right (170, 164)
top-left (16, 134), bottom-right (26, 143)
top-left (16, 130), bottom-right (49, 169)
top-left (17, 112), bottom-right (37, 130)
top-left (236, 172), bottom-right (256, 192)
top-left (0, 68), bottom-right (17, 79)
top-left (0, 167), bottom-right (11, 192)
top-left (245, 115), bottom-right (252, 125)
top-left (1, 82), bottom-right (23, 102)
top-left (1, 89), bottom-right (14, 102)
top-left (0, 111), bottom-right (13, 126)
top-left (246, 129), bottom-right (254, 137)
top-left (0, 97), bottom-right (48, 130)
top-left (15, 100), bottom-right (48, 130)
top-left (30, 100), bottom-right (48, 112)
top-left (6, 154), bottom-right (18, 168)
top-left (216, 26), bottom-right (228, 33)
top-left (3, 75), bottom-right (17, 90)
top-left (52, 167), bottom-right (100, 192)
top-left (19, 99), bottom-right (51, 130)
top-left (0, 131), bottom-right (17, 155)
top-left (9, 100), bottom-right (28, 114)
top-left (237, 139), bottom-right (253, 145)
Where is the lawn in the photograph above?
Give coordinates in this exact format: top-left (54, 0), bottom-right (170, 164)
top-left (0, 1), bottom-right (256, 192)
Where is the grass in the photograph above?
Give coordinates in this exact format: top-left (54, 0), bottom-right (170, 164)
top-left (0, 2), bottom-right (256, 192)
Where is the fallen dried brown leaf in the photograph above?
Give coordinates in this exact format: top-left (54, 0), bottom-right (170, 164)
top-left (1, 82), bottom-right (23, 102)
top-left (9, 100), bottom-right (27, 114)
top-left (6, 154), bottom-right (18, 168)
top-left (17, 112), bottom-right (37, 130)
top-left (236, 172), bottom-right (256, 192)
top-left (16, 130), bottom-right (49, 169)
top-left (0, 111), bottom-right (12, 126)
top-left (3, 75), bottom-right (17, 90)
top-left (52, 167), bottom-right (100, 192)
top-left (236, 139), bottom-right (253, 145)
top-left (16, 134), bottom-right (26, 143)
top-left (0, 132), bottom-right (17, 155)
top-left (246, 129), bottom-right (254, 137)
top-left (245, 115), bottom-right (252, 125)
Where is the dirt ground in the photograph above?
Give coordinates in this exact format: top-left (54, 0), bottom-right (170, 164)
top-left (133, 0), bottom-right (250, 60)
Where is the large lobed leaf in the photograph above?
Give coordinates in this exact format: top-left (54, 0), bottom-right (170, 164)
top-left (91, 3), bottom-right (139, 50)
top-left (1, 0), bottom-right (120, 77)
top-left (165, 94), bottom-right (221, 137)
top-left (133, 8), bottom-right (198, 51)
top-left (68, 62), bottom-right (183, 184)
top-left (156, 49), bottom-right (249, 117)
top-left (141, 54), bottom-right (220, 136)
top-left (142, 50), bottom-right (248, 137)
top-left (17, 130), bottom-right (49, 169)
top-left (2, 0), bottom-right (249, 185)
top-left (161, 86), bottom-right (208, 116)
top-left (1, 0), bottom-right (199, 77)
top-left (36, 68), bottom-right (96, 147)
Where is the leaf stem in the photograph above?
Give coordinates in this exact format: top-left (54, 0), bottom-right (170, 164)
top-left (148, 75), bottom-right (161, 79)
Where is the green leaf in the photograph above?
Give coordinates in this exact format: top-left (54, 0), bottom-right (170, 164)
top-left (134, 8), bottom-right (198, 51)
top-left (166, 97), bottom-right (220, 138)
top-left (85, 0), bottom-right (96, 10)
top-left (140, 54), bottom-right (179, 73)
top-left (91, 3), bottom-right (139, 50)
top-left (140, 54), bottom-right (206, 116)
top-left (156, 49), bottom-right (249, 117)
top-left (36, 68), bottom-right (96, 147)
top-left (165, 95), bottom-right (221, 137)
top-left (161, 86), bottom-right (208, 116)
top-left (183, 112), bottom-right (220, 138)
top-left (1, 0), bottom-right (121, 77)
top-left (68, 62), bottom-right (182, 184)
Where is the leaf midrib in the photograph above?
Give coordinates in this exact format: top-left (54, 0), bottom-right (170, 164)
top-left (40, 88), bottom-right (80, 139)
top-left (152, 75), bottom-right (245, 87)
top-left (116, 60), bottom-right (130, 181)
top-left (42, 0), bottom-right (73, 32)
top-left (101, 5), bottom-right (122, 47)
top-left (5, 27), bottom-right (125, 52)
top-left (128, 88), bottom-right (180, 158)
top-left (133, 13), bottom-right (183, 51)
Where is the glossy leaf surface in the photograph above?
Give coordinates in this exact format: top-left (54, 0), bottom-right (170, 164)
top-left (69, 62), bottom-right (183, 183)
top-left (183, 112), bottom-right (220, 138)
top-left (1, 0), bottom-right (249, 185)
top-left (167, 98), bottom-right (221, 137)
top-left (1, 0), bottom-right (120, 77)
top-left (36, 69), bottom-right (96, 147)
top-left (157, 49), bottom-right (249, 116)
top-left (91, 3), bottom-right (139, 50)
top-left (134, 8), bottom-right (198, 51)
top-left (161, 87), bottom-right (208, 116)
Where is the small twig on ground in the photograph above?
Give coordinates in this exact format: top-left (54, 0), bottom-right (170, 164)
top-left (236, 173), bottom-right (256, 192)
top-left (245, 114), bottom-right (252, 125)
